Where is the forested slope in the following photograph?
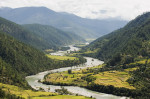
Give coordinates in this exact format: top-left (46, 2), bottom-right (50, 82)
top-left (0, 17), bottom-right (58, 50)
top-left (82, 12), bottom-right (150, 62)
top-left (0, 31), bottom-right (86, 88)
top-left (0, 17), bottom-right (84, 51)
top-left (23, 24), bottom-right (85, 47)
top-left (0, 31), bottom-right (54, 88)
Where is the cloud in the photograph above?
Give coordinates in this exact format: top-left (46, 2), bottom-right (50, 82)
top-left (0, 0), bottom-right (150, 20)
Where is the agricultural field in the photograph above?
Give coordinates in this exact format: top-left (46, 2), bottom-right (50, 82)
top-left (0, 83), bottom-right (91, 99)
top-left (43, 65), bottom-right (136, 89)
top-left (47, 54), bottom-right (78, 60)
top-left (74, 44), bottom-right (87, 48)
top-left (85, 39), bottom-right (96, 43)
top-left (44, 49), bottom-right (54, 53)
top-left (32, 95), bottom-right (91, 99)
top-left (93, 69), bottom-right (135, 89)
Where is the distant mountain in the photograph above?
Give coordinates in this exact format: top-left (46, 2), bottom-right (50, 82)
top-left (23, 24), bottom-right (85, 47)
top-left (0, 7), bottom-right (128, 39)
top-left (82, 12), bottom-right (150, 61)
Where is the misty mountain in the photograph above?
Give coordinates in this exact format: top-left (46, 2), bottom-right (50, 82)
top-left (0, 7), bottom-right (128, 39)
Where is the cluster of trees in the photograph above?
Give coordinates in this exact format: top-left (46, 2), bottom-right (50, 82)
top-left (55, 87), bottom-right (72, 95)
top-left (127, 62), bottom-right (150, 98)
top-left (107, 54), bottom-right (134, 66)
top-left (87, 84), bottom-right (140, 98)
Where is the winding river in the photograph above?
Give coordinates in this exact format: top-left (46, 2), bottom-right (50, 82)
top-left (26, 45), bottom-right (126, 99)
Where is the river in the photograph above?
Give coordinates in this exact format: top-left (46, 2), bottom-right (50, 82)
top-left (26, 45), bottom-right (127, 99)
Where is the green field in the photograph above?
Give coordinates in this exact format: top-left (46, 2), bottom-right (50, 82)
top-left (47, 55), bottom-right (78, 60)
top-left (85, 39), bottom-right (96, 42)
top-left (45, 49), bottom-right (54, 53)
top-left (32, 95), bottom-right (91, 99)
top-left (43, 65), bottom-right (136, 89)
top-left (0, 83), bottom-right (91, 99)
top-left (74, 44), bottom-right (87, 48)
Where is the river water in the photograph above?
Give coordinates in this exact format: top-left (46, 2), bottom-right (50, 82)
top-left (26, 45), bottom-right (126, 99)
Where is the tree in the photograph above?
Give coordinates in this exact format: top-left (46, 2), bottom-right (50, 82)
top-left (68, 69), bottom-right (72, 74)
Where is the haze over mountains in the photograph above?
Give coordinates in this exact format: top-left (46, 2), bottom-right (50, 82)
top-left (0, 7), bottom-right (128, 39)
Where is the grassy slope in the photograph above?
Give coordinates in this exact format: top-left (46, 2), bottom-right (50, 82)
top-left (0, 83), bottom-right (91, 99)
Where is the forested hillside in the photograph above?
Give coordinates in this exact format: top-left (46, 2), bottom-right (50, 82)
top-left (82, 12), bottom-right (150, 62)
top-left (81, 12), bottom-right (150, 98)
top-left (0, 31), bottom-right (86, 88)
top-left (0, 16), bottom-right (59, 50)
top-left (23, 24), bottom-right (85, 47)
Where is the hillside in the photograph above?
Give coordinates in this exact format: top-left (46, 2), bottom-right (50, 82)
top-left (82, 12), bottom-right (150, 62)
top-left (23, 24), bottom-right (85, 46)
top-left (0, 7), bottom-right (127, 39)
top-left (80, 12), bottom-right (150, 98)
top-left (0, 31), bottom-right (58, 88)
top-left (0, 30), bottom-right (86, 88)
top-left (0, 16), bottom-right (59, 50)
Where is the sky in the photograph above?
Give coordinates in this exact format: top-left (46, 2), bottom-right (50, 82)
top-left (0, 0), bottom-right (150, 21)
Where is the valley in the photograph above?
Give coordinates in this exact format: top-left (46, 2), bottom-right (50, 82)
top-left (0, 3), bottom-right (150, 99)
top-left (26, 46), bottom-right (123, 99)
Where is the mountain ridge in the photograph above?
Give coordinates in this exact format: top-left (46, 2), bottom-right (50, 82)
top-left (0, 7), bottom-right (128, 39)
